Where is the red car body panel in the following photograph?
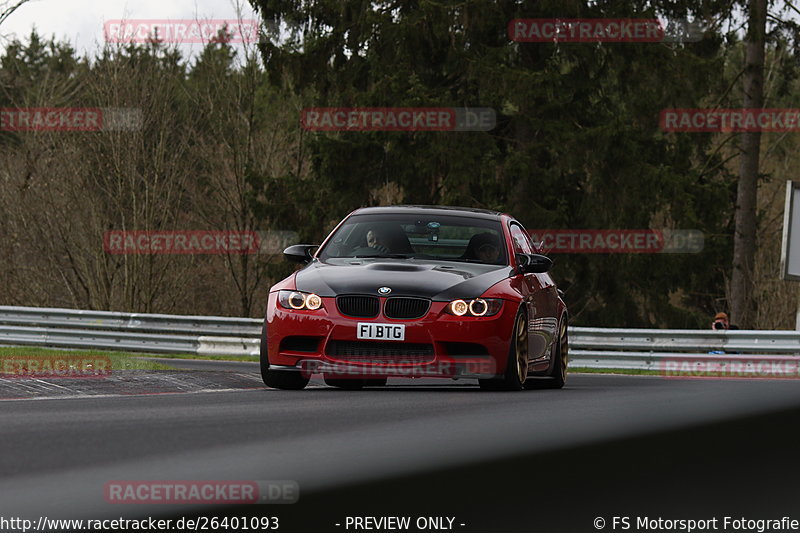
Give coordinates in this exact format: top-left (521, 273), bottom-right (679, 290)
top-left (263, 206), bottom-right (567, 382)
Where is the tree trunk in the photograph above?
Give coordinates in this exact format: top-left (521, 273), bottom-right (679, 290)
top-left (731, 0), bottom-right (767, 328)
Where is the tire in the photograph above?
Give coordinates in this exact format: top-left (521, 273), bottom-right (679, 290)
top-left (529, 316), bottom-right (568, 390)
top-left (324, 375), bottom-right (365, 390)
top-left (479, 308), bottom-right (528, 391)
top-left (260, 323), bottom-right (309, 390)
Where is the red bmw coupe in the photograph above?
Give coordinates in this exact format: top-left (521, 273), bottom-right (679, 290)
top-left (260, 205), bottom-right (568, 391)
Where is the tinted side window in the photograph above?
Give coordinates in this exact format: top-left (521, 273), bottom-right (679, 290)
top-left (510, 223), bottom-right (533, 254)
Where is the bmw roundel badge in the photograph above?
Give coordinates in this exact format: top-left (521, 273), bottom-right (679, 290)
top-left (378, 287), bottom-right (392, 295)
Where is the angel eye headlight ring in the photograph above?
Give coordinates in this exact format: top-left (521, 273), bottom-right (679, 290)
top-left (305, 293), bottom-right (322, 310)
top-left (288, 291), bottom-right (306, 309)
top-left (469, 298), bottom-right (488, 317)
top-left (450, 299), bottom-right (469, 316)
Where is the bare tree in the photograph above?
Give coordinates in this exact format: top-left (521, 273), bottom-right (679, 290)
top-left (731, 0), bottom-right (768, 327)
top-left (0, 42), bottom-right (200, 312)
top-left (0, 0), bottom-right (29, 28)
top-left (185, 36), bottom-right (307, 316)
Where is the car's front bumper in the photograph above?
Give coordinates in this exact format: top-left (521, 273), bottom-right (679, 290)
top-left (266, 293), bottom-right (518, 379)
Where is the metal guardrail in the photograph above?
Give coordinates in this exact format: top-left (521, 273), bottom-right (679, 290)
top-left (0, 306), bottom-right (261, 335)
top-left (0, 306), bottom-right (262, 357)
top-left (1, 306), bottom-right (799, 370)
top-left (570, 328), bottom-right (800, 370)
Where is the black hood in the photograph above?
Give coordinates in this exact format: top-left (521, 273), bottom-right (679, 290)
top-left (295, 259), bottom-right (514, 300)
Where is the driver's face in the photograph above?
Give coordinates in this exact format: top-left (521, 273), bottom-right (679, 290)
top-left (476, 243), bottom-right (499, 262)
top-left (366, 230), bottom-right (378, 247)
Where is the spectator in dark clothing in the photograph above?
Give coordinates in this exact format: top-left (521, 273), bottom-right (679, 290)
top-left (711, 312), bottom-right (739, 331)
top-left (710, 312), bottom-right (739, 355)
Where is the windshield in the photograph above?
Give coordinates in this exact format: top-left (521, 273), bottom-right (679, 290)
top-left (318, 213), bottom-right (507, 265)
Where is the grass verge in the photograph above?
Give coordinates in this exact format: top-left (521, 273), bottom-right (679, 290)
top-left (140, 353), bottom-right (257, 362)
top-left (0, 346), bottom-right (177, 370)
top-left (569, 366), bottom-right (662, 376)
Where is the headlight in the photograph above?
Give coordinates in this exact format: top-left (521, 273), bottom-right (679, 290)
top-left (446, 298), bottom-right (503, 317)
top-left (469, 299), bottom-right (488, 316)
top-left (450, 299), bottom-right (469, 316)
top-left (278, 290), bottom-right (324, 311)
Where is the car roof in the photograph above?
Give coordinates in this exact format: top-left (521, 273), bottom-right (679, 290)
top-left (351, 205), bottom-right (506, 221)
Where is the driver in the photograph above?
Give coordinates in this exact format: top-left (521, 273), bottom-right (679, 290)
top-left (366, 229), bottom-right (391, 254)
top-left (476, 241), bottom-right (500, 263)
top-left (465, 232), bottom-right (502, 263)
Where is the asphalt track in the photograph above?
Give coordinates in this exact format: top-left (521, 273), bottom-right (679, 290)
top-left (2, 360), bottom-right (800, 531)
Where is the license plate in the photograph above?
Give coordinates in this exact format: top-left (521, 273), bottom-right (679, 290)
top-left (357, 323), bottom-right (405, 341)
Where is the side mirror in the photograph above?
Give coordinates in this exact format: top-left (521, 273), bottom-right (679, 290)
top-left (283, 244), bottom-right (318, 264)
top-left (516, 253), bottom-right (552, 274)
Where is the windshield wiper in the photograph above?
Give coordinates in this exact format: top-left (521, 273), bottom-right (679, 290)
top-left (352, 253), bottom-right (414, 259)
top-left (441, 257), bottom-right (491, 264)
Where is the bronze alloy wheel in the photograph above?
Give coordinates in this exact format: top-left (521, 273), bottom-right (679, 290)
top-left (479, 308), bottom-right (529, 391)
top-left (525, 314), bottom-right (568, 390)
top-left (514, 312), bottom-right (529, 383)
top-left (557, 319), bottom-right (568, 383)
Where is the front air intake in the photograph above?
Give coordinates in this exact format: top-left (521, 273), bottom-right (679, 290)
top-left (336, 295), bottom-right (380, 318)
top-left (383, 297), bottom-right (431, 320)
top-left (326, 341), bottom-right (435, 364)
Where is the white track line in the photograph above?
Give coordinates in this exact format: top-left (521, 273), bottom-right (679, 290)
top-left (0, 382), bottom-right (330, 402)
top-left (0, 386), bottom-right (262, 402)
